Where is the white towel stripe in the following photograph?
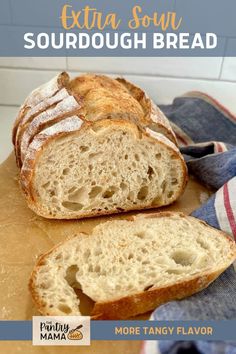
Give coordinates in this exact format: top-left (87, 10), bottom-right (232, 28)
top-left (215, 185), bottom-right (232, 236)
top-left (142, 340), bottom-right (161, 354)
top-left (227, 178), bottom-right (236, 220)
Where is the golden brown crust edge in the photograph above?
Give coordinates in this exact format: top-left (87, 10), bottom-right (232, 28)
top-left (116, 77), bottom-right (178, 145)
top-left (12, 105), bottom-right (29, 146)
top-left (28, 212), bottom-right (236, 319)
top-left (20, 118), bottom-right (187, 220)
top-left (91, 268), bottom-right (226, 319)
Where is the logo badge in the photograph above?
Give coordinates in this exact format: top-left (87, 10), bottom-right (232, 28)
top-left (33, 316), bottom-right (90, 346)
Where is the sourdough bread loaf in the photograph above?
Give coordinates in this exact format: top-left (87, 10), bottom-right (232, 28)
top-left (13, 72), bottom-right (187, 219)
top-left (29, 212), bottom-right (236, 319)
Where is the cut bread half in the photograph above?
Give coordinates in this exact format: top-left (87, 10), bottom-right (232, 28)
top-left (29, 212), bottom-right (236, 319)
top-left (21, 117), bottom-right (187, 219)
top-left (14, 88), bottom-right (71, 166)
top-left (13, 72), bottom-right (185, 219)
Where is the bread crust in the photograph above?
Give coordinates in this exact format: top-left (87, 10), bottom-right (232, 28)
top-left (70, 74), bottom-right (177, 144)
top-left (20, 118), bottom-right (187, 219)
top-left (29, 232), bottom-right (90, 317)
top-left (28, 212), bottom-right (236, 319)
top-left (13, 73), bottom-right (70, 168)
top-left (116, 77), bottom-right (177, 145)
top-left (13, 73), bottom-right (177, 160)
top-left (91, 268), bottom-right (226, 319)
top-left (69, 74), bottom-right (127, 97)
top-left (15, 88), bottom-right (72, 167)
top-left (12, 72), bottom-right (69, 146)
top-left (19, 94), bottom-right (83, 164)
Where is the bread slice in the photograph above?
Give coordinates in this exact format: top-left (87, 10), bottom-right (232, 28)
top-left (20, 117), bottom-right (187, 219)
top-left (29, 212), bottom-right (236, 319)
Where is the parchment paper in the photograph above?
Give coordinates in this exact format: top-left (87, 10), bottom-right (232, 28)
top-left (0, 153), bottom-right (210, 354)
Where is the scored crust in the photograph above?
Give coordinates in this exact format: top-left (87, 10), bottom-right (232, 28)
top-left (70, 74), bottom-right (177, 144)
top-left (28, 212), bottom-right (236, 319)
top-left (19, 94), bottom-right (83, 165)
top-left (20, 118), bottom-right (187, 219)
top-left (69, 73), bottom-right (128, 97)
top-left (15, 88), bottom-right (72, 167)
top-left (116, 77), bottom-right (177, 145)
top-left (13, 72), bottom-right (178, 169)
top-left (12, 72), bottom-right (69, 146)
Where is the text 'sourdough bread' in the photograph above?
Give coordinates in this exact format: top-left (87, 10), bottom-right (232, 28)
top-left (29, 212), bottom-right (236, 319)
top-left (13, 72), bottom-right (187, 219)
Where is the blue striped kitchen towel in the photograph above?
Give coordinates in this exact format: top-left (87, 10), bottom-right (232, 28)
top-left (141, 92), bottom-right (236, 354)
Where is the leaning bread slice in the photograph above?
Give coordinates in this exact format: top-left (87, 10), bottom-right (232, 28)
top-left (21, 117), bottom-right (187, 219)
top-left (29, 212), bottom-right (236, 319)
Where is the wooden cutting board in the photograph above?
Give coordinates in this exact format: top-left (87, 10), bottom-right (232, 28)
top-left (0, 153), bottom-right (210, 354)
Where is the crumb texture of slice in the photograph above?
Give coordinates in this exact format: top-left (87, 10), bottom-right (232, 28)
top-left (22, 119), bottom-right (186, 219)
top-left (30, 213), bottom-right (236, 317)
